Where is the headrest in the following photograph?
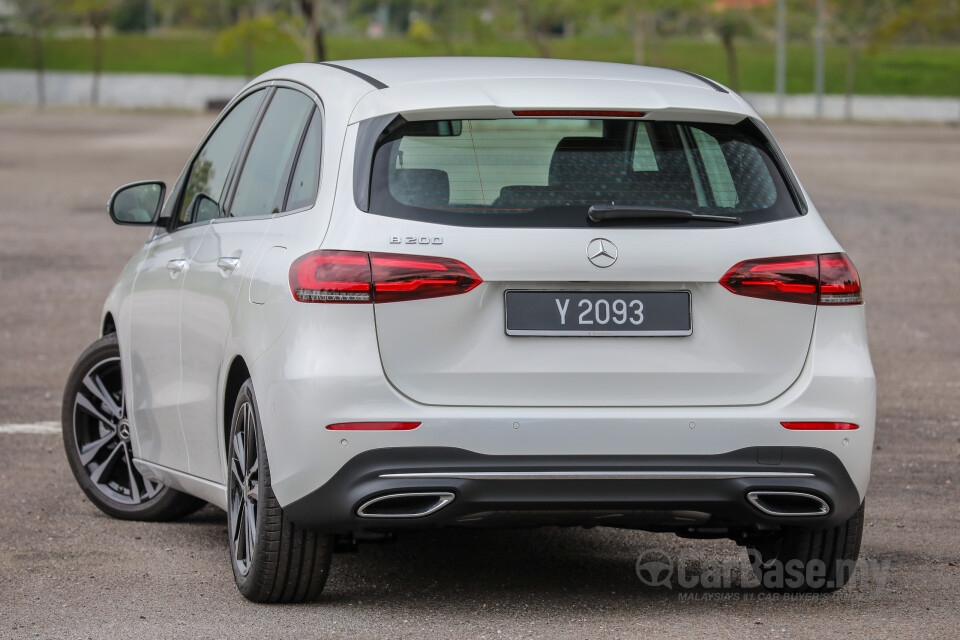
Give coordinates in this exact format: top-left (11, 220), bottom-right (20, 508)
top-left (549, 137), bottom-right (625, 186)
top-left (390, 168), bottom-right (450, 208)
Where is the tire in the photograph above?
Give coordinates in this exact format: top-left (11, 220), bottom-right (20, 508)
top-left (748, 501), bottom-right (865, 593)
top-left (62, 333), bottom-right (206, 521)
top-left (228, 379), bottom-right (333, 603)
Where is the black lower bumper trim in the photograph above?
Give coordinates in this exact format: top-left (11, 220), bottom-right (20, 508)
top-left (282, 446), bottom-right (861, 534)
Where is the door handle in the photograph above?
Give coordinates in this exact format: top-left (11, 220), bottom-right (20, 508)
top-left (166, 259), bottom-right (187, 275)
top-left (217, 256), bottom-right (240, 273)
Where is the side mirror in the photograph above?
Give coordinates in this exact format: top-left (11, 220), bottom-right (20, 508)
top-left (109, 180), bottom-right (166, 226)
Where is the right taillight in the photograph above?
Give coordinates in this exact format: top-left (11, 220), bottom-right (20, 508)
top-left (289, 250), bottom-right (481, 304)
top-left (816, 253), bottom-right (863, 305)
top-left (720, 253), bottom-right (862, 306)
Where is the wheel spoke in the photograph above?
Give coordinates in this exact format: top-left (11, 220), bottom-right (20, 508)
top-left (89, 443), bottom-right (124, 485)
top-left (83, 373), bottom-right (122, 419)
top-left (233, 431), bottom-right (245, 475)
top-left (244, 500), bottom-right (256, 558)
top-left (75, 392), bottom-right (118, 430)
top-left (141, 475), bottom-right (161, 500)
top-left (231, 457), bottom-right (244, 488)
top-left (122, 445), bottom-right (142, 503)
top-left (230, 494), bottom-right (244, 551)
top-left (78, 430), bottom-right (117, 466)
top-left (244, 404), bottom-right (256, 471)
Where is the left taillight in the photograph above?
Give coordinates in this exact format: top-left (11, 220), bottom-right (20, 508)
top-left (289, 250), bottom-right (481, 304)
top-left (719, 253), bottom-right (862, 306)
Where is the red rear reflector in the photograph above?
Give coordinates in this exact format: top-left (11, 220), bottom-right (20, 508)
top-left (781, 422), bottom-right (859, 430)
top-left (326, 422), bottom-right (421, 431)
top-left (512, 110), bottom-right (646, 118)
top-left (290, 251), bottom-right (481, 304)
top-left (719, 253), bottom-right (862, 306)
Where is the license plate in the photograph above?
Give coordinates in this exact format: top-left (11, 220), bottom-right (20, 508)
top-left (504, 290), bottom-right (691, 336)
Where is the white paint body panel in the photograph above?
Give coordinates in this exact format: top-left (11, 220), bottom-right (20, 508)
top-left (96, 59), bottom-right (874, 517)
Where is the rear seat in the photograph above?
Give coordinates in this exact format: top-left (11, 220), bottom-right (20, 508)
top-left (492, 136), bottom-right (701, 211)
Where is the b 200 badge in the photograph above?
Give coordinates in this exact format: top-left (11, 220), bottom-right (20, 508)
top-left (390, 236), bottom-right (443, 245)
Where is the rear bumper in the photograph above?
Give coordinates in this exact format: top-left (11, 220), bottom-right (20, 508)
top-left (283, 446), bottom-right (862, 534)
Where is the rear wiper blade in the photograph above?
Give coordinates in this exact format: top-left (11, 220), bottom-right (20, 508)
top-left (587, 204), bottom-right (741, 224)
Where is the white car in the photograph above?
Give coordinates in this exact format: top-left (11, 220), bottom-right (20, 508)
top-left (62, 58), bottom-right (875, 602)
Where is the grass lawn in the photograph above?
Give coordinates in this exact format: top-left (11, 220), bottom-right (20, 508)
top-left (0, 33), bottom-right (958, 97)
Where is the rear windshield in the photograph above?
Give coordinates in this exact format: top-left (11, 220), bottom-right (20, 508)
top-left (357, 117), bottom-right (803, 228)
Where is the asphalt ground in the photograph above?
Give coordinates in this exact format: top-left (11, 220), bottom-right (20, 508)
top-left (0, 108), bottom-right (958, 639)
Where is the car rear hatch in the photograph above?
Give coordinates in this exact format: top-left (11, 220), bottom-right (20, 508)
top-left (356, 114), bottom-right (822, 407)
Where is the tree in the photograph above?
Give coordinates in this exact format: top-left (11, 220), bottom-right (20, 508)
top-left (709, 0), bottom-right (772, 93)
top-left (621, 0), bottom-right (704, 66)
top-left (827, 0), bottom-right (898, 120)
top-left (876, 0), bottom-right (960, 43)
top-left (414, 0), bottom-right (482, 55)
top-left (215, 10), bottom-right (290, 79)
top-left (295, 0), bottom-right (327, 62)
top-left (511, 0), bottom-right (574, 58)
top-left (10, 0), bottom-right (58, 107)
top-left (71, 0), bottom-right (121, 106)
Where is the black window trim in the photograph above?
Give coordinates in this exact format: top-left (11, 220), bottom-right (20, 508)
top-left (221, 81), bottom-right (325, 221)
top-left (160, 79), bottom-right (327, 234)
top-left (167, 85), bottom-right (272, 232)
top-left (281, 107), bottom-right (322, 213)
top-left (223, 88), bottom-right (315, 218)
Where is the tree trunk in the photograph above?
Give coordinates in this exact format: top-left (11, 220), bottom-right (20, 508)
top-left (518, 1), bottom-right (551, 58)
top-left (632, 6), bottom-right (648, 66)
top-left (313, 23), bottom-right (326, 62)
top-left (92, 23), bottom-right (103, 106)
top-left (844, 42), bottom-right (859, 121)
top-left (32, 26), bottom-right (45, 108)
top-left (298, 0), bottom-right (326, 62)
top-left (721, 33), bottom-right (740, 92)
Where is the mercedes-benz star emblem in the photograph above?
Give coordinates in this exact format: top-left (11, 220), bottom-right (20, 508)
top-left (587, 238), bottom-right (618, 268)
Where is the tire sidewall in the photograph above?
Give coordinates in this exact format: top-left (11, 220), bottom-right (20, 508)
top-left (229, 380), bottom-right (268, 595)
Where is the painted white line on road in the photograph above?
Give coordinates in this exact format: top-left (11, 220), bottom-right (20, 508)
top-left (0, 421), bottom-right (60, 435)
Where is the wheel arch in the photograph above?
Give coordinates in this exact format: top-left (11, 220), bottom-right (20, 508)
top-left (223, 355), bottom-right (251, 461)
top-left (102, 312), bottom-right (117, 337)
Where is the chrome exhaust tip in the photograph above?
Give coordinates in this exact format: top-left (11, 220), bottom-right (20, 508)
top-left (746, 491), bottom-right (830, 517)
top-left (356, 492), bottom-right (455, 519)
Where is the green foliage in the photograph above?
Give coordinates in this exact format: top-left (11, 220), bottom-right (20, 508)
top-left (215, 11), bottom-right (296, 77)
top-left (111, 0), bottom-right (155, 32)
top-left (407, 18), bottom-right (435, 44)
top-left (0, 34), bottom-right (957, 97)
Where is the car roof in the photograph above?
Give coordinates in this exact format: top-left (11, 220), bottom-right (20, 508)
top-left (254, 58), bottom-right (758, 124)
top-left (326, 57), bottom-right (715, 89)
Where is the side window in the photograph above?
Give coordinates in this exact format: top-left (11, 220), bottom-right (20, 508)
top-left (285, 109), bottom-right (322, 211)
top-left (178, 89), bottom-right (264, 225)
top-left (229, 88), bottom-right (315, 218)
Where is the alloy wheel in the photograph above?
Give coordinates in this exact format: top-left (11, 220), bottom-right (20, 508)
top-left (228, 401), bottom-right (259, 576)
top-left (72, 357), bottom-right (162, 505)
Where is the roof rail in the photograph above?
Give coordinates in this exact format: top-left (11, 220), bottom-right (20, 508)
top-left (317, 62), bottom-right (388, 90)
top-left (666, 68), bottom-right (729, 94)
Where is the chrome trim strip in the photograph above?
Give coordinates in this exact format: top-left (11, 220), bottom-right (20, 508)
top-left (356, 491), bottom-right (455, 519)
top-left (746, 491), bottom-right (830, 517)
top-left (379, 471), bottom-right (814, 481)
